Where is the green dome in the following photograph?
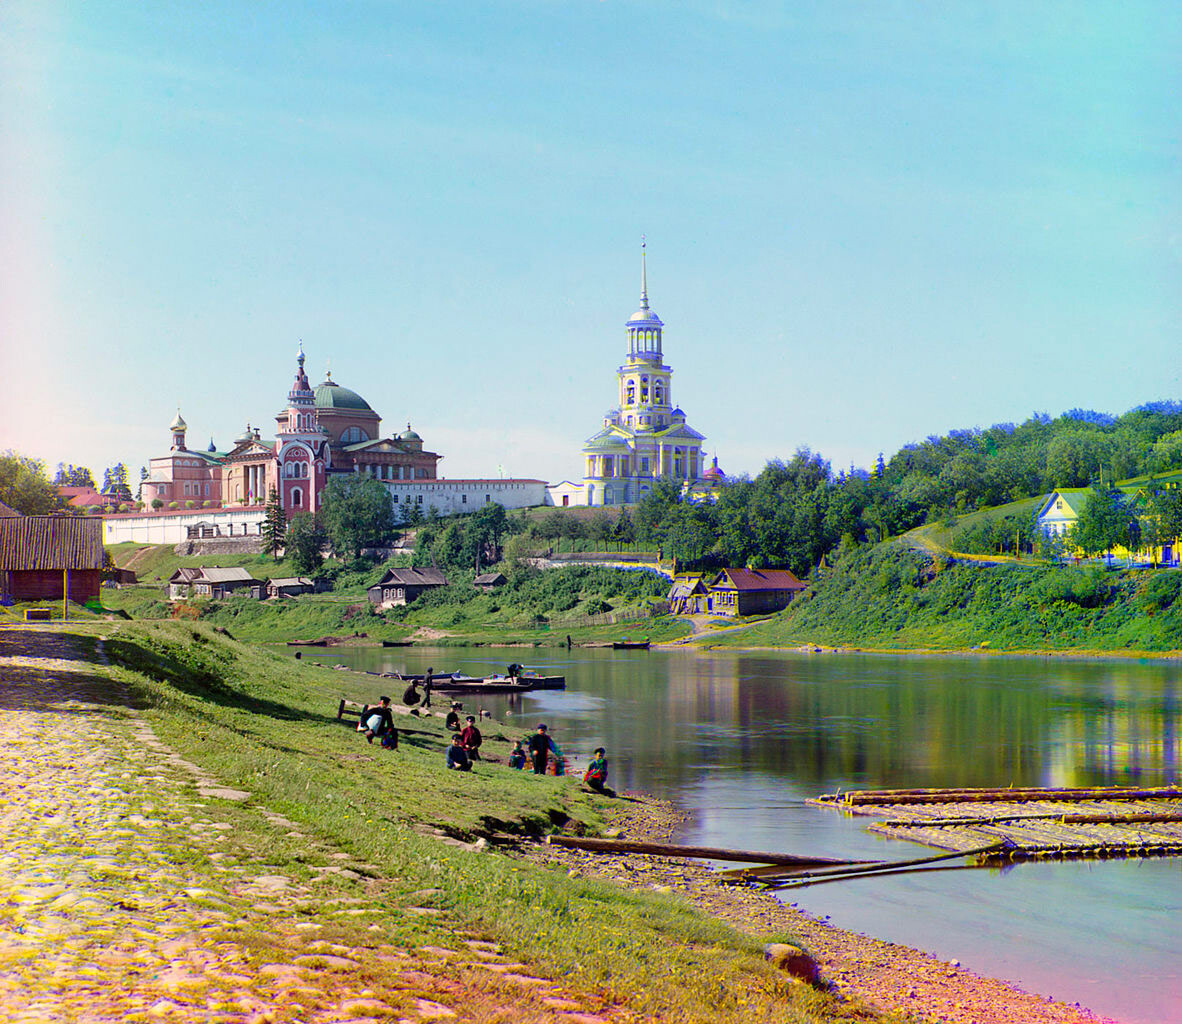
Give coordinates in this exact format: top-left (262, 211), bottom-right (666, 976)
top-left (315, 379), bottom-right (372, 412)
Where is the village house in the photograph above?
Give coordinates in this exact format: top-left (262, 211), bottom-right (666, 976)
top-left (266, 577), bottom-right (317, 599)
top-left (0, 515), bottom-right (105, 605)
top-left (367, 567), bottom-right (449, 607)
top-left (473, 572), bottom-right (507, 592)
top-left (667, 574), bottom-right (709, 615)
top-left (168, 567), bottom-right (263, 600)
top-left (705, 568), bottom-right (807, 617)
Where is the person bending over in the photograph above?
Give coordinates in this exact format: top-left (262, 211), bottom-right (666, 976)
top-left (362, 697), bottom-right (397, 749)
top-left (446, 734), bottom-right (472, 772)
top-left (508, 739), bottom-right (527, 770)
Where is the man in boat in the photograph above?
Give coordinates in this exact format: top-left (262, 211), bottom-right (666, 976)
top-left (444, 702), bottom-right (463, 731)
top-left (528, 723), bottom-right (555, 775)
top-left (361, 697), bottom-right (397, 749)
top-left (460, 715), bottom-right (483, 760)
top-left (446, 734), bottom-right (472, 771)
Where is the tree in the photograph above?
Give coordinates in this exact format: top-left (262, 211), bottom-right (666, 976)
top-left (321, 475), bottom-right (395, 560)
top-left (0, 452), bottom-right (62, 514)
top-left (262, 488), bottom-right (287, 560)
top-left (103, 462), bottom-right (132, 501)
top-left (137, 466), bottom-right (148, 502)
top-left (1071, 487), bottom-right (1129, 560)
top-left (286, 513), bottom-right (326, 574)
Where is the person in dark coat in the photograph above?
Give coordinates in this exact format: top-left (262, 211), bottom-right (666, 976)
top-left (446, 734), bottom-right (472, 771)
top-left (444, 702), bottom-right (463, 731)
top-left (402, 680), bottom-right (421, 706)
top-left (421, 667), bottom-right (434, 708)
top-left (527, 723), bottom-right (555, 775)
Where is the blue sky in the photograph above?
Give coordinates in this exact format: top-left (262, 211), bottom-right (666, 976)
top-left (1, 1), bottom-right (1178, 485)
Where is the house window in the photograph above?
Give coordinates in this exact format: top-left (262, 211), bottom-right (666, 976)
top-left (416, 495), bottom-right (423, 504)
top-left (392, 493), bottom-right (399, 503)
top-left (462, 494), bottom-right (467, 503)
top-left (485, 495), bottom-right (491, 503)
top-left (641, 457), bottom-right (649, 473)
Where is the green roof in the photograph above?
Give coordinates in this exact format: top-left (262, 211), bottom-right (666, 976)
top-left (315, 380), bottom-right (373, 412)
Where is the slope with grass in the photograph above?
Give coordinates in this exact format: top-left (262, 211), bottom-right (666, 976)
top-left (81, 620), bottom-right (893, 1024)
top-left (702, 541), bottom-right (1182, 653)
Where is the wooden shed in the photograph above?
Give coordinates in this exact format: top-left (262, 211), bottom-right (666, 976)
top-left (266, 576), bottom-right (316, 599)
top-left (0, 515), bottom-right (105, 604)
top-left (473, 572), bottom-right (507, 592)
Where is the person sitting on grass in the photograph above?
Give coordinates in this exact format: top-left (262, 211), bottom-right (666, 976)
top-left (402, 679), bottom-right (421, 707)
top-left (584, 747), bottom-right (611, 794)
top-left (444, 701), bottom-right (463, 731)
top-left (362, 697), bottom-right (397, 749)
top-left (446, 734), bottom-right (472, 772)
top-left (460, 715), bottom-right (483, 760)
top-left (508, 739), bottom-right (527, 770)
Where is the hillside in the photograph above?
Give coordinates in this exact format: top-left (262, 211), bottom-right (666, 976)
top-left (703, 541), bottom-right (1182, 654)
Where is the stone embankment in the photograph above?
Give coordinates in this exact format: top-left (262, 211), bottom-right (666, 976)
top-left (0, 628), bottom-right (619, 1024)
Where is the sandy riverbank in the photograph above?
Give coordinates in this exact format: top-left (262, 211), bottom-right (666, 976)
top-left (527, 795), bottom-right (1119, 1024)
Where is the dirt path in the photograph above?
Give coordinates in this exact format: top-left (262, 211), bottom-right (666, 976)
top-left (0, 627), bottom-right (621, 1024)
top-left (529, 800), bottom-right (1119, 1024)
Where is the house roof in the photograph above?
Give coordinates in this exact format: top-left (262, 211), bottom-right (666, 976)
top-left (169, 567), bottom-right (205, 583)
top-left (1035, 489), bottom-right (1090, 520)
top-left (713, 568), bottom-right (806, 592)
top-left (474, 572), bottom-right (506, 585)
top-left (267, 577), bottom-right (314, 588)
top-left (198, 567), bottom-right (260, 584)
top-left (373, 567), bottom-right (449, 587)
top-left (0, 498), bottom-right (21, 518)
top-left (0, 517), bottom-right (104, 571)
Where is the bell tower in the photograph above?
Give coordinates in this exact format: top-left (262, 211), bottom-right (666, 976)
top-left (275, 344), bottom-right (330, 515)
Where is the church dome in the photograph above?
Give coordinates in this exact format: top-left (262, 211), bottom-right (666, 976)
top-left (627, 307), bottom-right (663, 326)
top-left (234, 424), bottom-right (254, 445)
top-left (703, 457), bottom-right (726, 481)
top-left (400, 423), bottom-right (422, 442)
top-left (170, 409), bottom-right (187, 431)
top-left (315, 378), bottom-right (373, 412)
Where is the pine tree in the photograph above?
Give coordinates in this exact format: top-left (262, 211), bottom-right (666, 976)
top-left (262, 488), bottom-right (287, 561)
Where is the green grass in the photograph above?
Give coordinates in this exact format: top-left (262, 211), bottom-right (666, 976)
top-left (700, 541), bottom-right (1182, 653)
top-left (906, 497), bottom-right (1042, 557)
top-left (72, 620), bottom-right (896, 1023)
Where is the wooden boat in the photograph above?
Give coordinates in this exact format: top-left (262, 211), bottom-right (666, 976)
top-left (612, 639), bottom-right (650, 650)
top-left (382, 640), bottom-right (413, 647)
top-left (287, 637), bottom-right (330, 647)
top-left (396, 671), bottom-right (565, 694)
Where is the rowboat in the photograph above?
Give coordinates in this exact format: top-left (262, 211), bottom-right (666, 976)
top-left (395, 671), bottom-right (565, 694)
top-left (612, 639), bottom-right (650, 650)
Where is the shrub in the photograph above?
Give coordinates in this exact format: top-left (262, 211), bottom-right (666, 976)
top-left (151, 499), bottom-right (163, 510)
top-left (168, 501), bottom-right (179, 510)
top-left (1031, 567), bottom-right (1110, 609)
top-left (1137, 572), bottom-right (1182, 612)
top-left (185, 501), bottom-right (196, 509)
top-left (584, 598), bottom-right (612, 615)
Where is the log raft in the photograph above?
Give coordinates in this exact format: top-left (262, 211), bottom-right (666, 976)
top-left (810, 786), bottom-right (1182, 864)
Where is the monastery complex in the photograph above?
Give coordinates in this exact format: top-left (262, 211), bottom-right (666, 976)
top-left (103, 250), bottom-right (722, 545)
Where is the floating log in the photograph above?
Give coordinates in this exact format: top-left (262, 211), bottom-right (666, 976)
top-left (826, 786), bottom-right (1182, 807)
top-left (766, 840), bottom-right (1007, 889)
top-left (544, 835), bottom-right (875, 868)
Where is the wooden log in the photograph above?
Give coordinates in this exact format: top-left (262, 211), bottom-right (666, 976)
top-left (839, 786), bottom-right (1182, 806)
top-left (1060, 811), bottom-right (1182, 825)
top-left (544, 835), bottom-right (875, 868)
top-left (768, 840), bottom-right (1007, 889)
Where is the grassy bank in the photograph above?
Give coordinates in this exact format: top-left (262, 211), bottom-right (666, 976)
top-left (105, 546), bottom-right (691, 646)
top-left (702, 542), bottom-right (1182, 653)
top-left (73, 620), bottom-right (891, 1023)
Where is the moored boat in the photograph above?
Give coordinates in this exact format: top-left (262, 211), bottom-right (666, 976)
top-left (612, 639), bottom-right (650, 650)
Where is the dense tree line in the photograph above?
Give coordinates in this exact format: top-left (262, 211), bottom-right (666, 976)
top-left (632, 402), bottom-right (1182, 576)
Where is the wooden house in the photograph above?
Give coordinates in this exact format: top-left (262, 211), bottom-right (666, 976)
top-left (0, 515), bottom-right (105, 604)
top-left (667, 574), bottom-right (708, 615)
top-left (367, 567), bottom-right (449, 607)
top-left (706, 568), bottom-right (806, 617)
top-left (473, 572), bottom-right (507, 592)
top-left (169, 566), bottom-right (262, 600)
top-left (266, 576), bottom-right (316, 599)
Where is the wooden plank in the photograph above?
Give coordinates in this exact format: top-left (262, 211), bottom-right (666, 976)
top-left (544, 835), bottom-right (875, 868)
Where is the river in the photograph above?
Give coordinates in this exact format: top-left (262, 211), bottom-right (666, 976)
top-left (315, 645), bottom-right (1181, 1024)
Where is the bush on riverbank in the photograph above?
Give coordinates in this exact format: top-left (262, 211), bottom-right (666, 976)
top-left (87, 620), bottom-right (880, 1024)
top-left (713, 542), bottom-right (1182, 652)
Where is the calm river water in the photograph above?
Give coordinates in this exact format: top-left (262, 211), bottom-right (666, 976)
top-left (318, 645), bottom-right (1180, 1024)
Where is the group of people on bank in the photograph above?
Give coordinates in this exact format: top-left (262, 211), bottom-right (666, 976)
top-left (357, 691), bottom-right (610, 793)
